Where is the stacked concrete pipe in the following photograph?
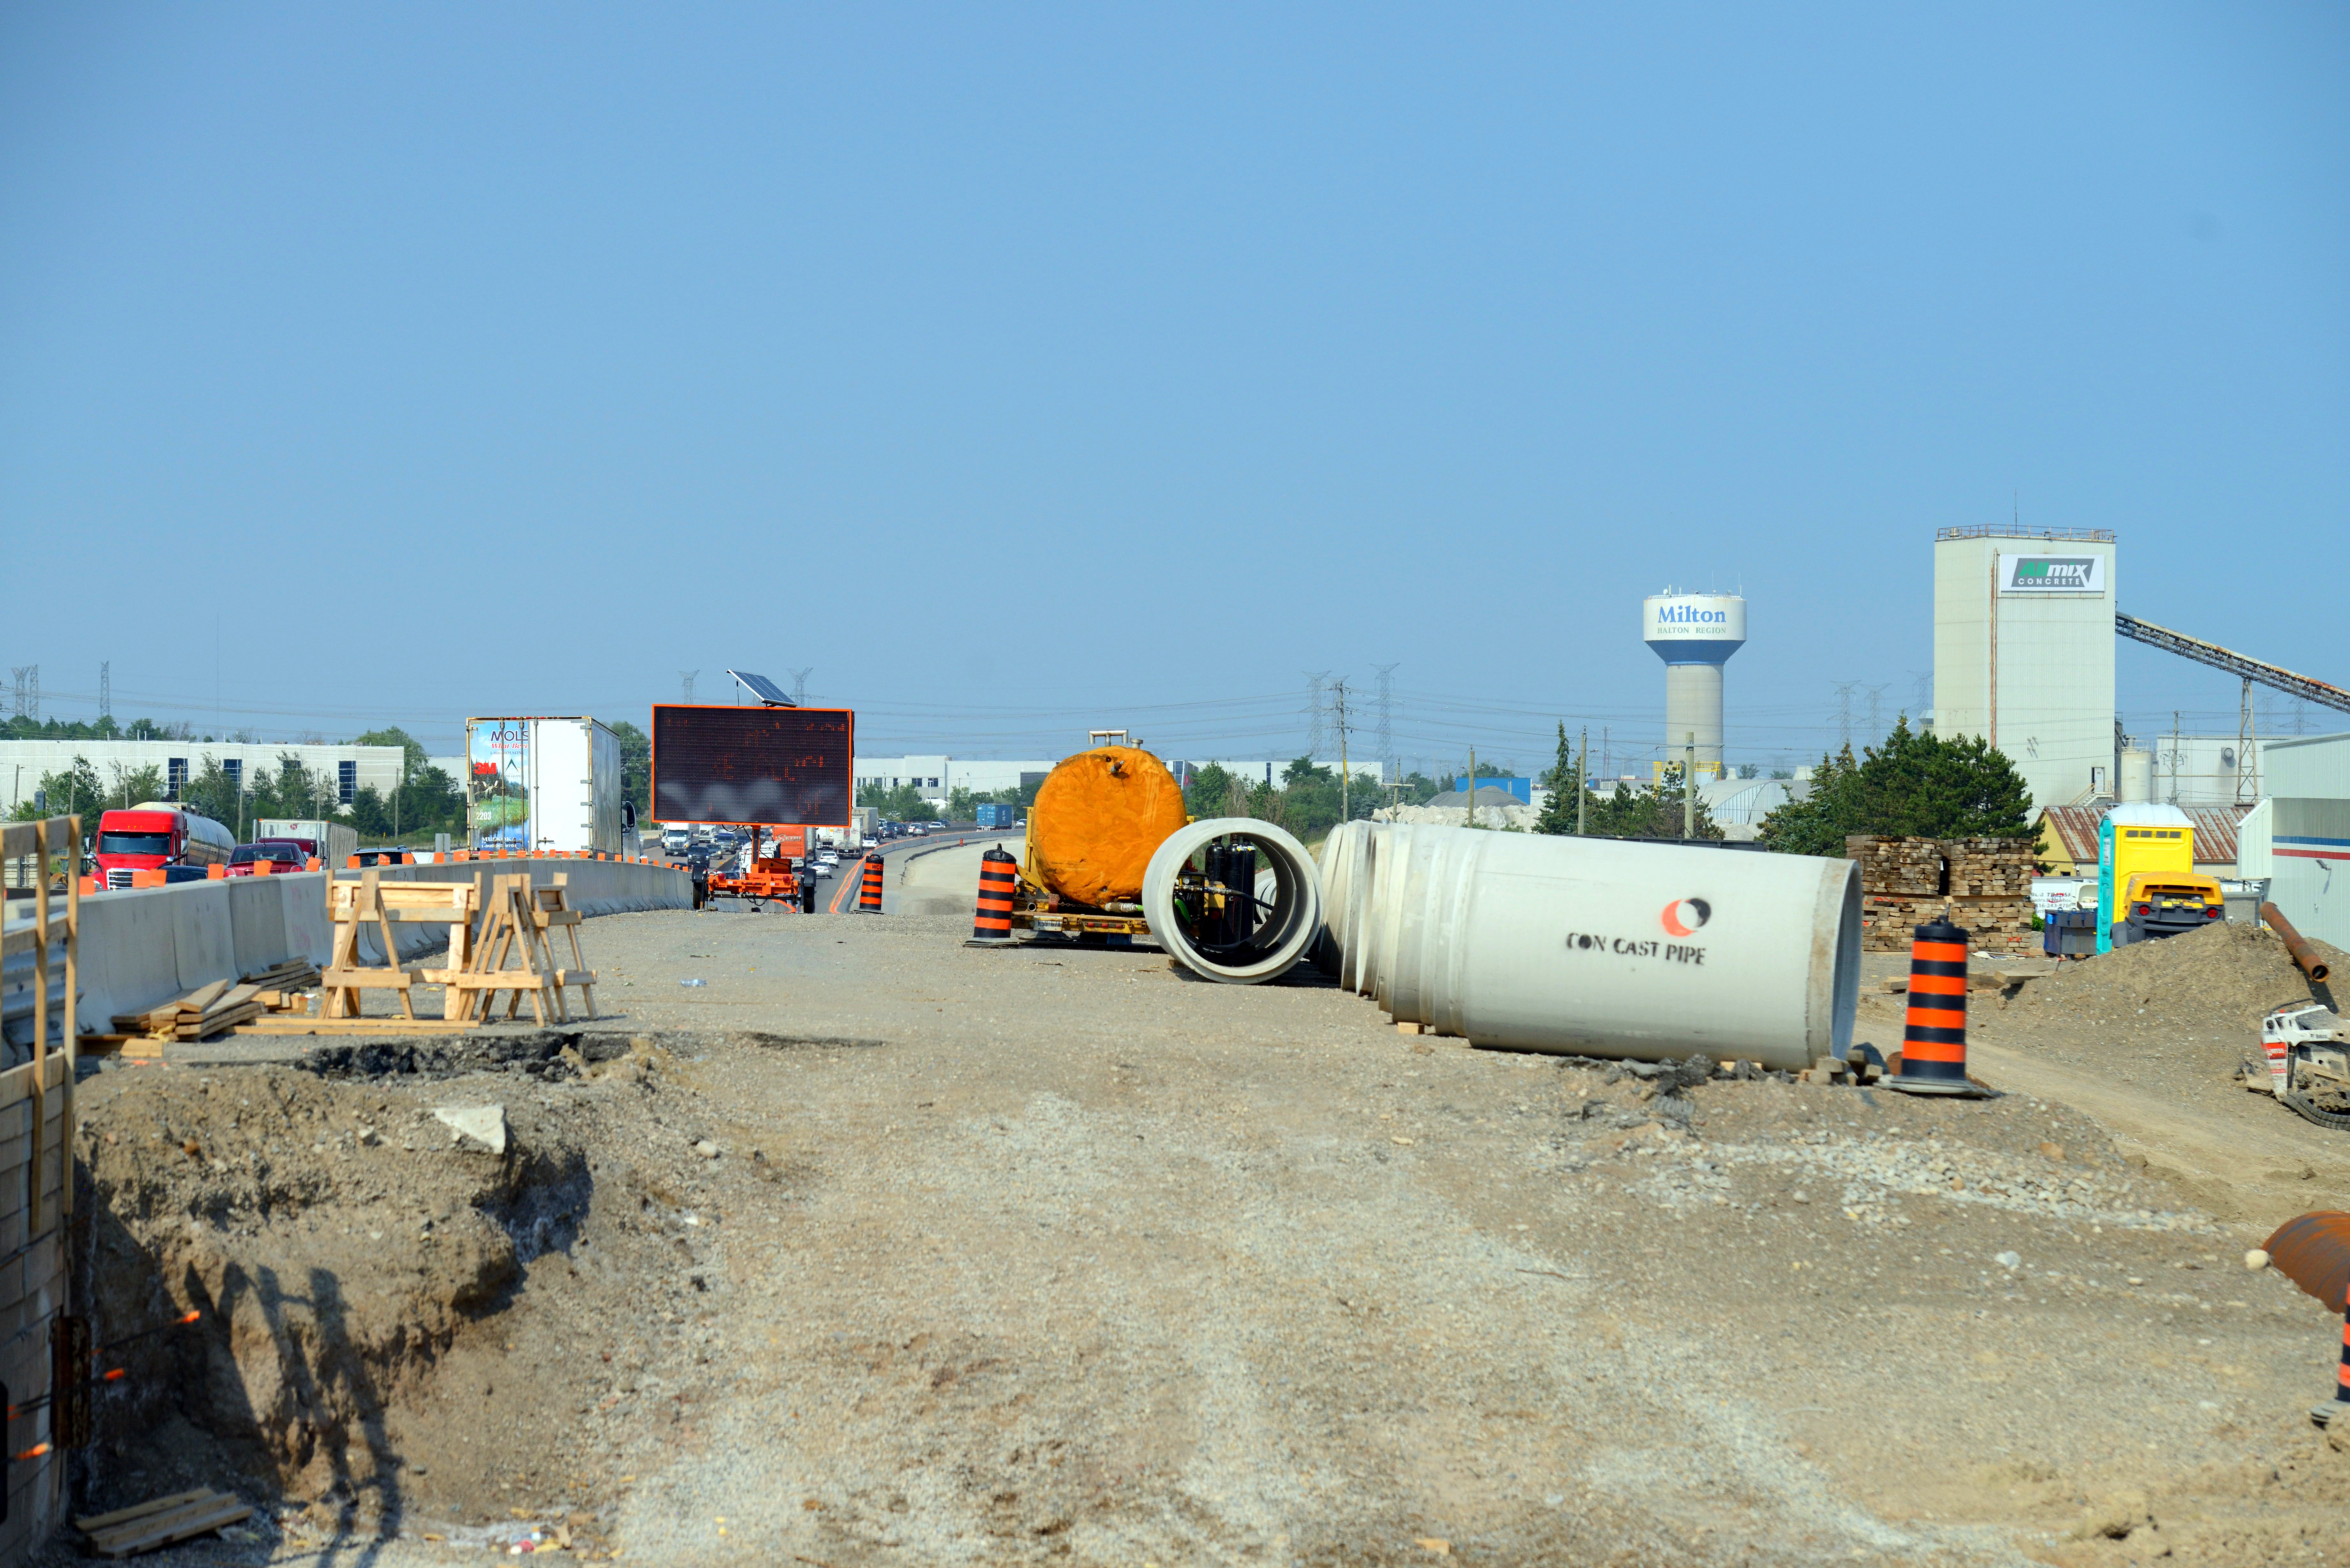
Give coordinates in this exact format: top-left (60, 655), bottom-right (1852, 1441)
top-left (1325, 824), bottom-right (1861, 1072)
top-left (1143, 818), bottom-right (1324, 984)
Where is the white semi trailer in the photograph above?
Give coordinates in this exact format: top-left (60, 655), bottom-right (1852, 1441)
top-left (464, 716), bottom-right (626, 856)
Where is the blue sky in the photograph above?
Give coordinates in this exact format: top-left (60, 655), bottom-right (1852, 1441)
top-left (5, 3), bottom-right (2345, 773)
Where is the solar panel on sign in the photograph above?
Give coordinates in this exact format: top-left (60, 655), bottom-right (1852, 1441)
top-left (727, 669), bottom-right (794, 706)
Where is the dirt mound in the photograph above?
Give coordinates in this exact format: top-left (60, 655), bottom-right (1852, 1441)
top-left (2015, 917), bottom-right (2343, 1034)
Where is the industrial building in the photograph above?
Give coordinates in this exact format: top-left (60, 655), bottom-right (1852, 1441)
top-left (0, 738), bottom-right (407, 816)
top-left (853, 756), bottom-right (1058, 804)
top-left (2239, 730), bottom-right (2350, 950)
top-left (1643, 590), bottom-right (1745, 781)
top-left (1932, 526), bottom-right (2118, 811)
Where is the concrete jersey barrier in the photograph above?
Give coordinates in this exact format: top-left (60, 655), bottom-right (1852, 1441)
top-left (5, 857), bottom-right (690, 1047)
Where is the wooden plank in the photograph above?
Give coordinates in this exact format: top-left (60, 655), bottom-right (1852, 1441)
top-left (319, 968), bottom-right (421, 989)
top-left (225, 1017), bottom-right (475, 1035)
top-left (89, 1494), bottom-right (254, 1557)
top-left (76, 1489), bottom-right (211, 1532)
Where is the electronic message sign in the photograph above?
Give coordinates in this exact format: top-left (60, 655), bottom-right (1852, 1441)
top-left (651, 705), bottom-right (854, 826)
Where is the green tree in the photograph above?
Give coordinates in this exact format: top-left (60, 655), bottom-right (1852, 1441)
top-left (7, 756), bottom-right (106, 822)
top-left (178, 755), bottom-right (247, 833)
top-left (857, 780), bottom-right (934, 820)
top-left (607, 720), bottom-right (652, 820)
top-left (106, 763), bottom-right (165, 811)
top-left (354, 726), bottom-right (428, 776)
top-left (1757, 718), bottom-right (2031, 856)
top-left (1534, 723), bottom-right (1587, 835)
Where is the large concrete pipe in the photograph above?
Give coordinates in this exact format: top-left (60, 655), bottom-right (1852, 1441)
top-left (1378, 829), bottom-right (1860, 1071)
top-left (1315, 821), bottom-right (1372, 983)
top-left (1143, 818), bottom-right (1324, 984)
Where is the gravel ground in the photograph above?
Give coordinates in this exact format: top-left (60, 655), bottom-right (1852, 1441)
top-left (41, 907), bottom-right (2350, 1567)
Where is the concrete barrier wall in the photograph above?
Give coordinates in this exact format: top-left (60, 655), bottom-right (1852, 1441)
top-left (2, 859), bottom-right (689, 1042)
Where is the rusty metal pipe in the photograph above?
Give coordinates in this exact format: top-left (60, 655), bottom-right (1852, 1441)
top-left (2263, 901), bottom-right (2332, 983)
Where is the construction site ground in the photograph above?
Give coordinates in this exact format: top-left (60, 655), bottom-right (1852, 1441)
top-left (45, 902), bottom-right (2350, 1567)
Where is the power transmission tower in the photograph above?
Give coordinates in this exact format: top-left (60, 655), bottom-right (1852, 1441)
top-left (1305, 673), bottom-right (1330, 758)
top-left (99, 661), bottom-right (110, 722)
top-left (2237, 677), bottom-right (2259, 805)
top-left (1373, 663), bottom-right (1399, 785)
top-left (679, 671), bottom-right (698, 703)
top-left (1833, 682), bottom-right (1858, 750)
top-left (1910, 670), bottom-right (1932, 721)
top-left (1863, 683), bottom-right (1891, 742)
top-left (789, 667), bottom-right (813, 707)
top-left (9, 667), bottom-right (30, 720)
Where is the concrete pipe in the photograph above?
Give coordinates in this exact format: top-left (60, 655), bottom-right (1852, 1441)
top-left (1353, 821), bottom-right (1411, 1002)
top-left (1144, 818), bottom-right (1324, 984)
top-left (1380, 830), bottom-right (1860, 1071)
top-left (1316, 821), bottom-right (1372, 988)
top-left (1369, 823), bottom-right (1446, 1013)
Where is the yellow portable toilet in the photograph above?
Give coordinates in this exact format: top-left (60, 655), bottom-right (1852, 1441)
top-left (2096, 802), bottom-right (2196, 951)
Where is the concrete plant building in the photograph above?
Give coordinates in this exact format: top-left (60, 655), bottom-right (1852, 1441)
top-left (1931, 526), bottom-right (2118, 810)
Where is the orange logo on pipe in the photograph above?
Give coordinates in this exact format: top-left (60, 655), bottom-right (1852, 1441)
top-left (1660, 898), bottom-right (1711, 938)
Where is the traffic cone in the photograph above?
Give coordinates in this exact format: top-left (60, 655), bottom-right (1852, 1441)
top-left (858, 854), bottom-right (885, 913)
top-left (1885, 916), bottom-right (1979, 1096)
top-left (973, 848), bottom-right (1017, 941)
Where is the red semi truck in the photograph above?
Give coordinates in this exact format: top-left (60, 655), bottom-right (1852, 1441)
top-left (91, 804), bottom-right (236, 888)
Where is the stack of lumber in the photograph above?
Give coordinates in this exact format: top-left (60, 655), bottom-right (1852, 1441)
top-left (1944, 837), bottom-right (2035, 898)
top-left (76, 1489), bottom-right (253, 1558)
top-left (1844, 836), bottom-right (1946, 897)
top-left (1846, 833), bottom-right (2038, 954)
top-left (109, 979), bottom-right (266, 1042)
top-left (240, 957), bottom-right (321, 1012)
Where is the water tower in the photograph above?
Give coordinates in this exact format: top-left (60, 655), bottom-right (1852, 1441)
top-left (1643, 591), bottom-right (1746, 780)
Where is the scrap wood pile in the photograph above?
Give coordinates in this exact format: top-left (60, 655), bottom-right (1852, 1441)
top-left (108, 961), bottom-right (321, 1043)
top-left (1846, 834), bottom-right (2037, 953)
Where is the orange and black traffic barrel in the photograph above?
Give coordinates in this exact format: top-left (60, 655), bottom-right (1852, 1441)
top-left (1886, 916), bottom-right (1976, 1096)
top-left (974, 848), bottom-right (1017, 940)
top-left (858, 854), bottom-right (886, 913)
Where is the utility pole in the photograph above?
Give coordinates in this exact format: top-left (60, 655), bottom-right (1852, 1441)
top-left (1334, 679), bottom-right (1351, 823)
top-left (1684, 732), bottom-right (1696, 841)
top-left (1576, 726), bottom-right (1588, 836)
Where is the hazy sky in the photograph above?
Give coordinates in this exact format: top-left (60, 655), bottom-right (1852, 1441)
top-left (6, 4), bottom-right (2345, 772)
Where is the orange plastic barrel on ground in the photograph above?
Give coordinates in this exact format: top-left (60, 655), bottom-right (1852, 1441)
top-left (974, 848), bottom-right (1017, 940)
top-left (859, 854), bottom-right (885, 913)
top-left (1886, 916), bottom-right (1977, 1096)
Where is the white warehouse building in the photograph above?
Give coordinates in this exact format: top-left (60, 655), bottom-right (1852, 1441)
top-left (854, 757), bottom-right (1060, 803)
top-left (0, 739), bottom-right (408, 816)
